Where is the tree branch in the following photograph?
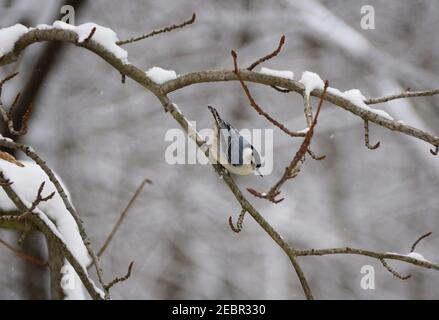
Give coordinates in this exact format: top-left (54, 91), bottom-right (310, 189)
top-left (0, 29), bottom-right (437, 147)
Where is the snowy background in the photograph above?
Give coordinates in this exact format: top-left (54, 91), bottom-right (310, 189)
top-left (0, 0), bottom-right (438, 299)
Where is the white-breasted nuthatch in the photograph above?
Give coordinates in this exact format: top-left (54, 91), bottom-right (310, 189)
top-left (208, 106), bottom-right (262, 176)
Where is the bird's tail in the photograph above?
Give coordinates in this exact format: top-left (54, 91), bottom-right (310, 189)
top-left (208, 106), bottom-right (222, 127)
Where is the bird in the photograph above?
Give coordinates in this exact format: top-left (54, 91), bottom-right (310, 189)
top-left (208, 106), bottom-right (262, 176)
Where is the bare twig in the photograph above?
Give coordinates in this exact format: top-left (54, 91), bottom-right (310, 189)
top-left (0, 72), bottom-right (19, 86)
top-left (116, 13), bottom-right (196, 46)
top-left (232, 50), bottom-right (306, 138)
top-left (82, 27), bottom-right (96, 43)
top-left (411, 232), bottom-right (432, 253)
top-left (380, 258), bottom-right (412, 280)
top-left (18, 181), bottom-right (55, 219)
top-left (104, 261), bottom-right (134, 291)
top-left (247, 35), bottom-right (285, 71)
top-left (248, 81), bottom-right (329, 203)
top-left (228, 209), bottom-right (246, 233)
top-left (0, 238), bottom-right (46, 267)
top-left (0, 182), bottom-right (54, 221)
top-left (307, 148), bottom-right (326, 160)
top-left (364, 119), bottom-right (381, 150)
top-left (0, 72), bottom-right (33, 136)
top-left (366, 88), bottom-right (439, 105)
top-left (97, 178), bottom-right (151, 258)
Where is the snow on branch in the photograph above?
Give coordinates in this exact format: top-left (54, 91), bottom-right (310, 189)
top-left (0, 170), bottom-right (104, 300)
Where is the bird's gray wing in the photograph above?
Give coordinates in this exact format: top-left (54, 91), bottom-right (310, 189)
top-left (219, 125), bottom-right (254, 166)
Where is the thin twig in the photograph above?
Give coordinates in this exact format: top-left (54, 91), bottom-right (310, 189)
top-left (104, 261), bottom-right (134, 291)
top-left (307, 148), bottom-right (326, 160)
top-left (0, 72), bottom-right (18, 85)
top-left (228, 209), bottom-right (246, 233)
top-left (232, 50), bottom-right (306, 138)
top-left (364, 120), bottom-right (381, 150)
top-left (97, 178), bottom-right (151, 258)
top-left (380, 258), bottom-right (412, 280)
top-left (247, 35), bottom-right (285, 71)
top-left (0, 238), bottom-right (47, 267)
top-left (411, 232), bottom-right (432, 253)
top-left (116, 13), bottom-right (196, 46)
top-left (19, 181), bottom-right (55, 219)
top-left (0, 182), bottom-right (55, 221)
top-left (82, 27), bottom-right (96, 43)
top-left (366, 88), bottom-right (439, 105)
top-left (0, 72), bottom-right (33, 136)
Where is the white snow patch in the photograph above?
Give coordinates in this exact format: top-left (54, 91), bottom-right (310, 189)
top-left (0, 134), bottom-right (14, 143)
top-left (52, 20), bottom-right (76, 31)
top-left (299, 71), bottom-right (324, 97)
top-left (51, 21), bottom-right (128, 64)
top-left (146, 66), bottom-right (178, 84)
top-left (406, 252), bottom-right (430, 262)
top-left (342, 89), bottom-right (393, 120)
top-left (387, 252), bottom-right (430, 263)
top-left (298, 127), bottom-right (310, 134)
top-left (0, 160), bottom-right (92, 299)
top-left (35, 24), bottom-right (52, 30)
top-left (259, 67), bottom-right (294, 80)
top-left (0, 24), bottom-right (29, 56)
top-left (327, 87), bottom-right (344, 96)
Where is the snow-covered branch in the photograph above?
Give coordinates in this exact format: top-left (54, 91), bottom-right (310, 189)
top-left (0, 170), bottom-right (104, 300)
top-left (0, 135), bottom-right (109, 298)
